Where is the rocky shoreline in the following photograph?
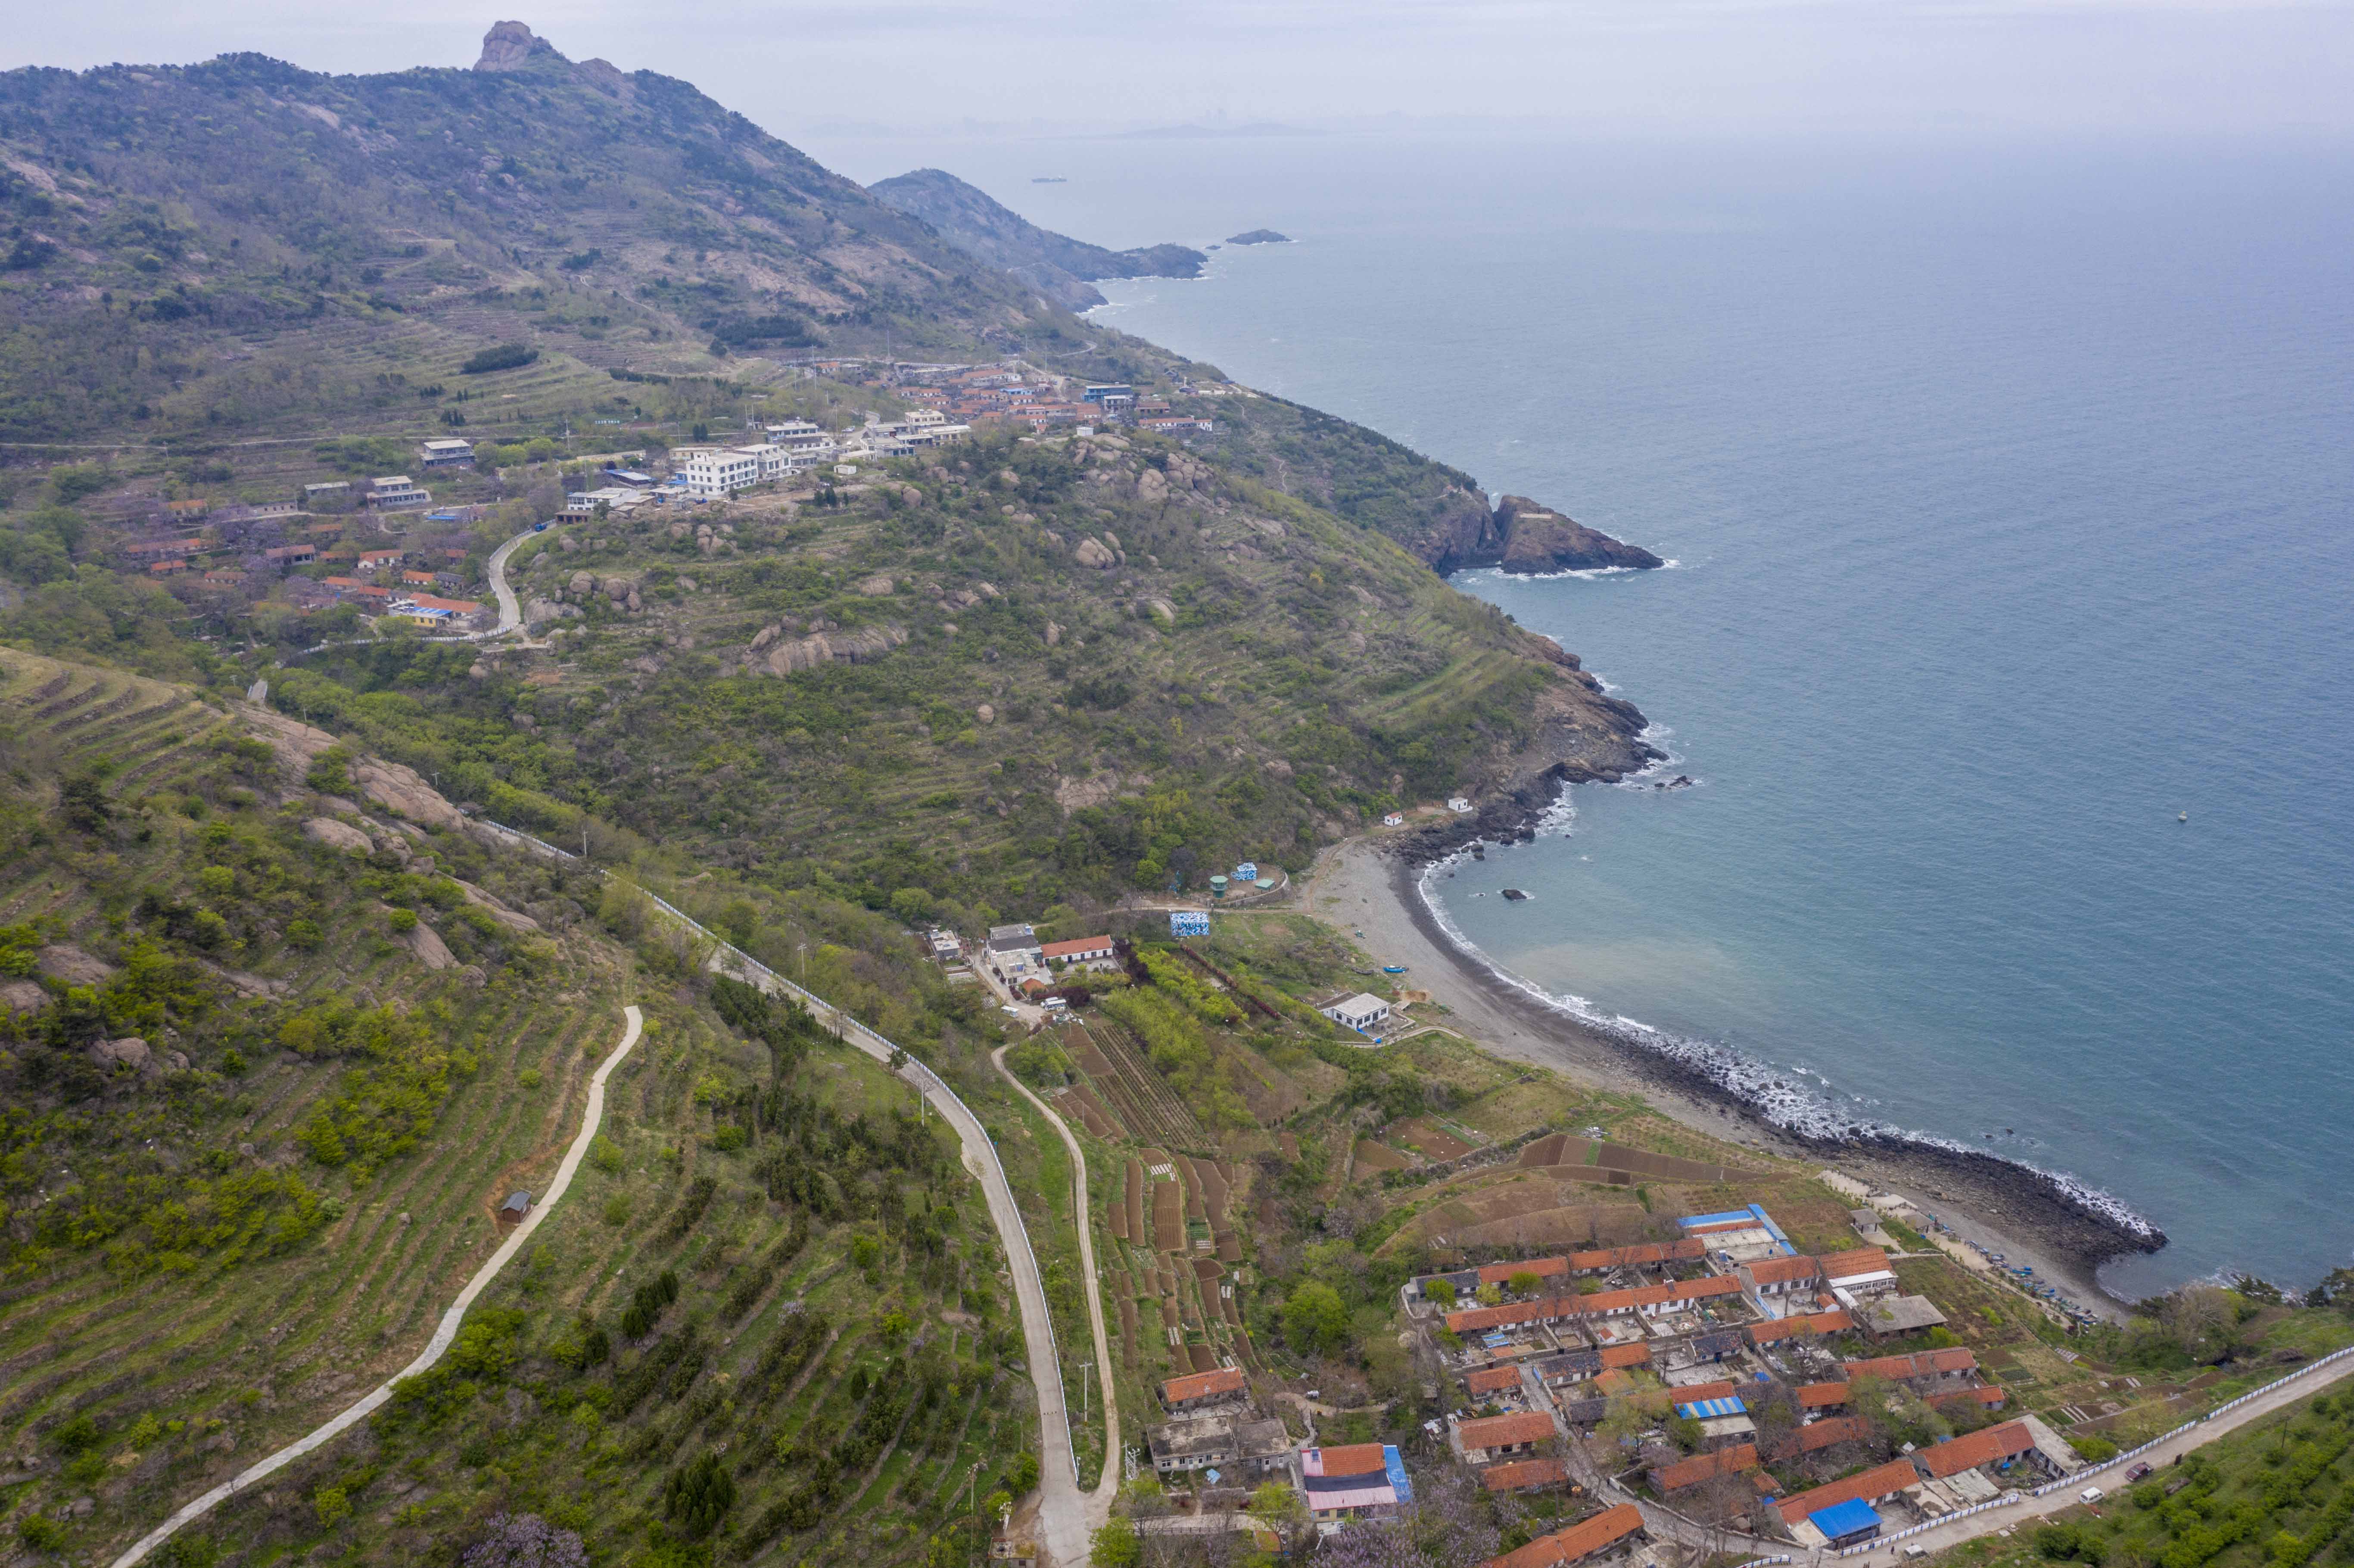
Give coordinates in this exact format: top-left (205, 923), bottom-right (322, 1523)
top-left (1367, 783), bottom-right (2166, 1295)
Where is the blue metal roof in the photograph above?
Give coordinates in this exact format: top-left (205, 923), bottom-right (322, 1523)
top-left (1675, 1397), bottom-right (1748, 1419)
top-left (1809, 1500), bottom-right (1883, 1542)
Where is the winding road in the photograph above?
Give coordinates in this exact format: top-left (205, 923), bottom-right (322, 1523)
top-left (109, 1006), bottom-right (645, 1568)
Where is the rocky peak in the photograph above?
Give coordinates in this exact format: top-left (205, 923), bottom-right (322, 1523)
top-left (474, 21), bottom-right (564, 72)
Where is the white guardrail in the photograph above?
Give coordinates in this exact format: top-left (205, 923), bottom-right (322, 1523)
top-left (1830, 1344), bottom-right (2354, 1556)
top-left (474, 820), bottom-right (1082, 1485)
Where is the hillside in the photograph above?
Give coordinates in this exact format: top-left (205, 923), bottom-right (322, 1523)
top-left (0, 646), bottom-right (1062, 1568)
top-left (867, 168), bottom-right (1206, 311)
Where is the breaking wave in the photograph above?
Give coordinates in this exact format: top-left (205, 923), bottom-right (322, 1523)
top-left (1411, 850), bottom-right (2162, 1245)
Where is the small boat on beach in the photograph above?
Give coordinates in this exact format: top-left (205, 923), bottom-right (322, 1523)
top-left (1382, 964), bottom-right (1407, 974)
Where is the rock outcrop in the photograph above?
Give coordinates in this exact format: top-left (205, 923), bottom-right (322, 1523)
top-left (758, 623), bottom-right (908, 675)
top-left (351, 758), bottom-right (465, 831)
top-left (37, 943), bottom-right (117, 987)
top-left (304, 817), bottom-right (374, 856)
top-left (475, 21), bottom-right (563, 72)
top-left (403, 921), bottom-right (456, 971)
top-left (1404, 492), bottom-right (1662, 576)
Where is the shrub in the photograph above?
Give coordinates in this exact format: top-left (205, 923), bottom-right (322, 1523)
top-left (388, 908), bottom-right (419, 934)
top-left (461, 1514), bottom-right (588, 1568)
top-left (18, 1515), bottom-right (65, 1553)
top-left (286, 919), bottom-right (323, 950)
top-left (49, 1412), bottom-right (101, 1455)
top-left (314, 1486), bottom-right (352, 1528)
top-left (711, 1124), bottom-right (747, 1152)
top-left (462, 343), bottom-right (539, 375)
top-left (589, 1136), bottom-right (624, 1174)
top-left (662, 1451), bottom-right (737, 1537)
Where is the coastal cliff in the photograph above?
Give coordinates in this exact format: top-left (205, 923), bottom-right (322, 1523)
top-left (868, 167), bottom-right (1207, 311)
top-left (1410, 494), bottom-right (1666, 576)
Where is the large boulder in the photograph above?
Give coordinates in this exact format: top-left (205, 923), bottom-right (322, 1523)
top-left (1074, 538), bottom-right (1116, 569)
top-left (304, 817), bottom-right (375, 856)
top-left (403, 921), bottom-right (456, 971)
top-left (37, 944), bottom-right (118, 986)
top-left (350, 758), bottom-right (465, 831)
top-left (90, 1036), bottom-right (150, 1071)
top-left (1, 980), bottom-right (47, 1015)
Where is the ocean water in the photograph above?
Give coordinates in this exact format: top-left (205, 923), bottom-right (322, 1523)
top-left (817, 131), bottom-right (2354, 1294)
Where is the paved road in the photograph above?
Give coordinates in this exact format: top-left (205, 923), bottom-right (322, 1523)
top-left (109, 1006), bottom-right (645, 1568)
top-left (993, 1046), bottom-right (1121, 1540)
top-left (714, 956), bottom-right (1095, 1568)
top-left (481, 525), bottom-right (535, 637)
top-left (1829, 1353), bottom-right (2354, 1568)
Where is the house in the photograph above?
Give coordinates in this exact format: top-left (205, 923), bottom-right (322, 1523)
top-left (1772, 1459), bottom-right (1922, 1534)
top-left (1818, 1247), bottom-right (1900, 1302)
top-left (124, 536), bottom-right (207, 561)
top-left (1300, 1444), bottom-right (1409, 1525)
top-left (1482, 1504), bottom-right (1646, 1568)
top-left (358, 550), bottom-right (404, 572)
top-left (1081, 383), bottom-right (1134, 404)
top-left (1319, 992), bottom-right (1392, 1036)
top-left (302, 481), bottom-right (352, 501)
top-left (419, 437), bottom-right (475, 468)
top-left (1795, 1381), bottom-right (1851, 1412)
top-left (985, 923), bottom-right (1045, 978)
top-left (1531, 1348), bottom-right (1602, 1386)
top-left (1768, 1414), bottom-right (1876, 1460)
top-left (679, 449), bottom-right (760, 497)
top-left (1160, 1366), bottom-right (1247, 1412)
top-left (1912, 1421), bottom-right (2038, 1482)
top-left (1843, 1348), bottom-right (1977, 1389)
top-left (1440, 1276), bottom-right (1744, 1338)
top-left (1598, 1342), bottom-right (1652, 1370)
top-left (1144, 1414), bottom-right (1291, 1478)
top-left (402, 571), bottom-right (437, 588)
top-left (1746, 1310), bottom-right (1854, 1347)
top-left (1930, 1385), bottom-right (2008, 1417)
top-left (1668, 1381), bottom-right (1745, 1420)
top-left (1572, 1238), bottom-right (1706, 1274)
top-left (1806, 1498), bottom-right (1886, 1549)
top-left (202, 569), bottom-right (248, 586)
top-left (1453, 1411), bottom-right (1556, 1464)
top-left (1465, 1364), bottom-right (1526, 1399)
top-left (263, 544), bottom-right (318, 566)
top-left (498, 1190), bottom-right (533, 1224)
top-left (1140, 415), bottom-right (1214, 434)
top-left (1042, 936), bottom-right (1118, 972)
top-left (1856, 1295), bottom-right (1950, 1338)
top-left (1653, 1442), bottom-right (1757, 1493)
top-left (367, 475), bottom-right (432, 510)
top-left (1737, 1256), bottom-right (1824, 1315)
top-left (389, 593), bottom-right (485, 626)
top-left (147, 558), bottom-right (190, 575)
top-left (1483, 1458), bottom-right (1569, 1494)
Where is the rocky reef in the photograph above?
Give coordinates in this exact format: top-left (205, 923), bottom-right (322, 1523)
top-left (1395, 492), bottom-right (1665, 577)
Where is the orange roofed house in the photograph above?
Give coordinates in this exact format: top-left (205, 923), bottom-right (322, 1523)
top-left (1161, 1366), bottom-right (1247, 1412)
top-left (1041, 936), bottom-right (1118, 973)
top-left (1453, 1410), bottom-right (1557, 1464)
top-left (1482, 1504), bottom-right (1647, 1568)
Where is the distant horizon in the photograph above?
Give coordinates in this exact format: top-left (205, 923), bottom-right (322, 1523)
top-left (8, 4), bottom-right (2352, 146)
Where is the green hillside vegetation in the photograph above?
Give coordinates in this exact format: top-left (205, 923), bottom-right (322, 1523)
top-left (224, 424), bottom-right (1639, 918)
top-left (1951, 1384), bottom-right (2354, 1568)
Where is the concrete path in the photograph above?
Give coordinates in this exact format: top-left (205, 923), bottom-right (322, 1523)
top-left (714, 956), bottom-right (1093, 1568)
top-left (993, 1045), bottom-right (1122, 1536)
top-left (481, 524), bottom-right (534, 638)
top-left (108, 1006), bottom-right (645, 1568)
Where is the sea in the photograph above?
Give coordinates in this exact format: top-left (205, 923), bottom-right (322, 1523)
top-left (813, 129), bottom-right (2354, 1297)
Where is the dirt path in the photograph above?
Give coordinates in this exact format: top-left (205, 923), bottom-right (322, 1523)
top-left (109, 1006), bottom-right (645, 1568)
top-left (993, 1045), bottom-right (1121, 1537)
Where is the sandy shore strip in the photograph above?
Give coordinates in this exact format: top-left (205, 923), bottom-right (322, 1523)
top-left (1296, 836), bottom-right (2147, 1316)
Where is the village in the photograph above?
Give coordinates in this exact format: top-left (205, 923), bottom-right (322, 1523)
top-left (92, 355), bottom-right (1214, 636)
top-left (1120, 1205), bottom-right (2087, 1568)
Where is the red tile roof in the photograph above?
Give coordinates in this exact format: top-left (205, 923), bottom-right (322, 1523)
top-left (1480, 1256), bottom-right (1571, 1285)
top-left (1744, 1256), bottom-right (1825, 1286)
top-left (1570, 1238), bottom-right (1707, 1271)
top-left (1041, 936), bottom-right (1114, 958)
top-left (1818, 1247), bottom-right (1894, 1281)
top-left (1482, 1458), bottom-right (1570, 1493)
top-left (1672, 1380), bottom-right (1739, 1406)
top-left (1747, 1310), bottom-right (1854, 1345)
top-left (1599, 1342), bottom-right (1652, 1369)
top-left (1484, 1505), bottom-right (1645, 1568)
top-left (1914, 1421), bottom-right (2034, 1479)
top-left (1773, 1459), bottom-right (1923, 1526)
top-left (1931, 1386), bottom-right (2008, 1412)
top-left (1784, 1415), bottom-right (1875, 1456)
top-left (1844, 1349), bottom-right (1977, 1383)
top-left (1161, 1367), bottom-right (1246, 1404)
top-left (1797, 1381), bottom-right (1852, 1409)
top-left (1313, 1443), bottom-right (1389, 1478)
top-left (1467, 1365), bottom-right (1526, 1395)
top-left (1457, 1412), bottom-right (1557, 1452)
top-left (1653, 1443), bottom-right (1758, 1492)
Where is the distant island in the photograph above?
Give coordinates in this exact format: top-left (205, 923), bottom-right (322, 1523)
top-left (1031, 175), bottom-right (1066, 183)
top-left (1226, 228), bottom-right (1290, 244)
top-left (868, 167), bottom-right (1205, 310)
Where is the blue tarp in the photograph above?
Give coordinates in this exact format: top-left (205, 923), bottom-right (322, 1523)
top-left (1383, 1447), bottom-right (1413, 1503)
top-left (1674, 1397), bottom-right (1748, 1419)
top-left (1809, 1500), bottom-right (1883, 1545)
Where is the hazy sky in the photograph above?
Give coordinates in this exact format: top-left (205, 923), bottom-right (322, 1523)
top-left (11, 1), bottom-right (2353, 141)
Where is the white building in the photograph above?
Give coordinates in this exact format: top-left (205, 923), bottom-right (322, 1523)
top-left (985, 922), bottom-right (1044, 977)
top-left (1320, 993), bottom-right (1392, 1036)
top-left (418, 438), bottom-right (475, 468)
top-left (679, 449), bottom-right (760, 498)
top-left (730, 442), bottom-right (795, 482)
top-left (367, 475), bottom-right (431, 510)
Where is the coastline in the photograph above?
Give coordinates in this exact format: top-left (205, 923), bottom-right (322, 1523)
top-left (1301, 834), bottom-right (2161, 1316)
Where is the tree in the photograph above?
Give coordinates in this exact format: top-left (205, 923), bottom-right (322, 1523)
top-left (1507, 1271), bottom-right (1542, 1299)
top-left (1090, 1516), bottom-right (1141, 1568)
top-left (460, 1514), bottom-right (589, 1568)
top-left (1247, 1481), bottom-right (1307, 1531)
top-left (1423, 1278), bottom-right (1456, 1309)
top-left (662, 1451), bottom-right (738, 1537)
top-left (1283, 1282), bottom-right (1352, 1356)
top-left (1474, 1282), bottom-right (1503, 1308)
